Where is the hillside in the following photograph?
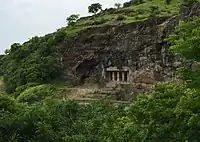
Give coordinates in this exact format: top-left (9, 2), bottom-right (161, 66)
top-left (64, 0), bottom-right (181, 36)
top-left (0, 0), bottom-right (186, 93)
top-left (1, 0), bottom-right (200, 141)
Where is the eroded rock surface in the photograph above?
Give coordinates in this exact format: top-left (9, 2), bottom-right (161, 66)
top-left (59, 3), bottom-right (200, 99)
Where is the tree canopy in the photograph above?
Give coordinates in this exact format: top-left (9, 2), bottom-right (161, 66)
top-left (169, 17), bottom-right (200, 62)
top-left (1, 33), bottom-right (64, 93)
top-left (88, 3), bottom-right (102, 14)
top-left (66, 14), bottom-right (80, 26)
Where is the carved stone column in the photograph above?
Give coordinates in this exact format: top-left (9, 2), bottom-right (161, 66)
top-left (112, 72), bottom-right (115, 81)
top-left (117, 72), bottom-right (120, 82)
top-left (122, 72), bottom-right (125, 82)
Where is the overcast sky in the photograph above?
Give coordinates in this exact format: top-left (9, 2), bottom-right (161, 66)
top-left (0, 0), bottom-right (129, 53)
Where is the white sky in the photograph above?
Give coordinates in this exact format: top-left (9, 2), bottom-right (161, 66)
top-left (0, 0), bottom-right (129, 53)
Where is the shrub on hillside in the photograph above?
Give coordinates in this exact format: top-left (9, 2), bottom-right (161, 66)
top-left (0, 93), bottom-right (15, 112)
top-left (91, 18), bottom-right (108, 25)
top-left (149, 5), bottom-right (160, 17)
top-left (116, 15), bottom-right (126, 21)
top-left (104, 8), bottom-right (116, 14)
top-left (123, 0), bottom-right (144, 7)
top-left (16, 84), bottom-right (56, 104)
top-left (123, 1), bottom-right (133, 7)
top-left (14, 82), bottom-right (40, 97)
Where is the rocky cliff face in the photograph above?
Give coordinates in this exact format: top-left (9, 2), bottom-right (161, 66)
top-left (60, 3), bottom-right (200, 94)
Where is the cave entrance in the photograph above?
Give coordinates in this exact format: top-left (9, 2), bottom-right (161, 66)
top-left (105, 67), bottom-right (130, 83)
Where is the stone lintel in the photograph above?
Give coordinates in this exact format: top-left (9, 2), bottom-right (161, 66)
top-left (106, 67), bottom-right (129, 72)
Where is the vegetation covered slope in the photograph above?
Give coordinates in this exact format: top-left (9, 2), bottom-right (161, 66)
top-left (1, 9), bottom-right (200, 141)
top-left (0, 0), bottom-right (191, 93)
top-left (65, 0), bottom-right (181, 36)
top-left (1, 32), bottom-right (66, 93)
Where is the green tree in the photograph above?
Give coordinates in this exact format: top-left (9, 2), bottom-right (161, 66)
top-left (114, 3), bottom-right (121, 9)
top-left (109, 83), bottom-right (200, 141)
top-left (66, 14), bottom-right (80, 26)
top-left (4, 49), bottom-right (10, 55)
top-left (88, 3), bottom-right (102, 15)
top-left (10, 43), bottom-right (21, 52)
top-left (169, 18), bottom-right (200, 61)
top-left (123, 1), bottom-right (133, 7)
top-left (169, 17), bottom-right (200, 88)
top-left (2, 35), bottom-right (61, 93)
top-left (149, 5), bottom-right (159, 17)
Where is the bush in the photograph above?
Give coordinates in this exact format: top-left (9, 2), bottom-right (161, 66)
top-left (104, 8), bottom-right (116, 14)
top-left (0, 93), bottom-right (15, 112)
top-left (149, 5), bottom-right (160, 17)
top-left (116, 15), bottom-right (126, 21)
top-left (136, 9), bottom-right (146, 14)
top-left (123, 1), bottom-right (133, 7)
top-left (16, 84), bottom-right (56, 104)
top-left (123, 0), bottom-right (144, 7)
top-left (14, 82), bottom-right (40, 97)
top-left (91, 18), bottom-right (108, 25)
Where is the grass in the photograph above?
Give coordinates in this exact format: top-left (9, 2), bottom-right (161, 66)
top-left (63, 0), bottom-right (181, 36)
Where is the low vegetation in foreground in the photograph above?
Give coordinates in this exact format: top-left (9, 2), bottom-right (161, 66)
top-left (1, 82), bottom-right (200, 141)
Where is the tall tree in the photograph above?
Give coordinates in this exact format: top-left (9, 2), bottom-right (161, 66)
top-left (66, 14), bottom-right (80, 26)
top-left (88, 3), bottom-right (102, 15)
top-left (114, 3), bottom-right (121, 9)
top-left (169, 18), bottom-right (200, 62)
top-left (169, 17), bottom-right (200, 88)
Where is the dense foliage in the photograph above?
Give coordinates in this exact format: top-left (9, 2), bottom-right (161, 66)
top-left (169, 17), bottom-right (200, 88)
top-left (66, 14), bottom-right (80, 26)
top-left (1, 32), bottom-right (65, 93)
top-left (1, 82), bottom-right (200, 141)
top-left (88, 3), bottom-right (102, 14)
top-left (169, 17), bottom-right (200, 61)
top-left (0, 93), bottom-right (125, 142)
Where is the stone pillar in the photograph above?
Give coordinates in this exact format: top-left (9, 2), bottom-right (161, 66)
top-left (122, 72), bottom-right (125, 82)
top-left (112, 72), bottom-right (115, 81)
top-left (110, 72), bottom-right (113, 81)
top-left (117, 72), bottom-right (120, 82)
